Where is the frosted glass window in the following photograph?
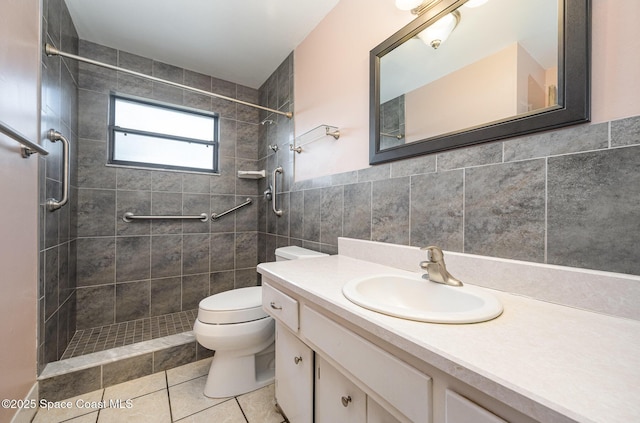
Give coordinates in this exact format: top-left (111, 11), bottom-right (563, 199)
top-left (108, 95), bottom-right (218, 173)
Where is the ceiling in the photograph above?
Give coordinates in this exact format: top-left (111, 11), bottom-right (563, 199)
top-left (64, 0), bottom-right (340, 89)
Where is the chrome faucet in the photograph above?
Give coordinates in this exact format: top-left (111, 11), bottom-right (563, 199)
top-left (420, 246), bottom-right (463, 287)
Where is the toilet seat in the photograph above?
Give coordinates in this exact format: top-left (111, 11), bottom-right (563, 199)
top-left (198, 286), bottom-right (268, 324)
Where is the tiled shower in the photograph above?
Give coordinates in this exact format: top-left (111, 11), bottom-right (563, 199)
top-left (39, 0), bottom-right (640, 387)
top-left (72, 37), bottom-right (263, 331)
top-left (38, 0), bottom-right (278, 373)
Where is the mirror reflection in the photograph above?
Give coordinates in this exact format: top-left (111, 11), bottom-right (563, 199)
top-left (379, 0), bottom-right (559, 150)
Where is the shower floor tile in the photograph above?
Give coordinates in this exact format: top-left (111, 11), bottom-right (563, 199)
top-left (62, 310), bottom-right (198, 359)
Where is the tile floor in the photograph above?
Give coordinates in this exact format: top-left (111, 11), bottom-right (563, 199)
top-left (32, 358), bottom-right (285, 423)
top-left (62, 310), bottom-right (197, 359)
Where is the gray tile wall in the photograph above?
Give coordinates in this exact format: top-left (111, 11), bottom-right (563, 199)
top-left (258, 55), bottom-right (640, 277)
top-left (74, 41), bottom-right (261, 330)
top-left (39, 0), bottom-right (79, 373)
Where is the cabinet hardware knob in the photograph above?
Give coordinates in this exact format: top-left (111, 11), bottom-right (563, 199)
top-left (269, 302), bottom-right (282, 310)
top-left (341, 396), bottom-right (352, 407)
top-left (294, 356), bottom-right (302, 364)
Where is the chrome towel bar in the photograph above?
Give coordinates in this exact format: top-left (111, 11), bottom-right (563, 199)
top-left (123, 212), bottom-right (209, 223)
top-left (0, 121), bottom-right (49, 157)
top-left (46, 129), bottom-right (69, 211)
top-left (272, 166), bottom-right (283, 217)
top-left (211, 198), bottom-right (252, 221)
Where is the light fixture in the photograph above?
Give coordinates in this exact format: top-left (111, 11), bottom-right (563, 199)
top-left (417, 10), bottom-right (460, 49)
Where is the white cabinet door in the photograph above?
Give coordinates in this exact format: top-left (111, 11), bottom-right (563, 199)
top-left (367, 398), bottom-right (403, 423)
top-left (302, 305), bottom-right (432, 423)
top-left (445, 390), bottom-right (508, 423)
top-left (315, 355), bottom-right (366, 423)
top-left (275, 323), bottom-right (314, 423)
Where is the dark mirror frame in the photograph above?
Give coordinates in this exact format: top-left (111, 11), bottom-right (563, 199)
top-left (370, 0), bottom-right (591, 165)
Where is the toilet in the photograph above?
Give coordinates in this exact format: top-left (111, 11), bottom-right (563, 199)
top-left (193, 246), bottom-right (327, 398)
top-left (274, 245), bottom-right (328, 262)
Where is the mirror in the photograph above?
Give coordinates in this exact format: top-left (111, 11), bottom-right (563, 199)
top-left (370, 0), bottom-right (590, 164)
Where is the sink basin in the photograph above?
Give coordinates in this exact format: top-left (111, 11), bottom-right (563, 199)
top-left (342, 274), bottom-right (503, 324)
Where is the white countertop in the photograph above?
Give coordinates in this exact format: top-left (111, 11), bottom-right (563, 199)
top-left (258, 254), bottom-right (640, 423)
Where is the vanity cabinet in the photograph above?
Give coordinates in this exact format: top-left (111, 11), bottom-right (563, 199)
top-left (256, 240), bottom-right (634, 423)
top-left (263, 280), bottom-right (522, 423)
top-left (263, 281), bottom-right (430, 423)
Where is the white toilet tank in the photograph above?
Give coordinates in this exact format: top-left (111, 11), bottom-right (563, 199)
top-left (275, 246), bottom-right (328, 261)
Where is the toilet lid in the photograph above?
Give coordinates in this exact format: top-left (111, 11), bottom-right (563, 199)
top-left (198, 286), bottom-right (268, 324)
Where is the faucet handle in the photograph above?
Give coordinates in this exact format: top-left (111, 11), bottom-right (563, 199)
top-left (419, 246), bottom-right (463, 287)
top-left (421, 246), bottom-right (444, 263)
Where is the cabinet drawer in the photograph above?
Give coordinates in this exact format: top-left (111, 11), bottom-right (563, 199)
top-left (445, 390), bottom-right (508, 423)
top-left (302, 306), bottom-right (432, 423)
top-left (262, 281), bottom-right (299, 332)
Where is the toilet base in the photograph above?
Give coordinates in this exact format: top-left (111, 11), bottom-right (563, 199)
top-left (203, 343), bottom-right (275, 398)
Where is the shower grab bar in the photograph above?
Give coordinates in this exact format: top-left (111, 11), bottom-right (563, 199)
top-left (122, 212), bottom-right (209, 223)
top-left (272, 166), bottom-right (283, 217)
top-left (46, 129), bottom-right (70, 211)
top-left (211, 198), bottom-right (252, 220)
top-left (0, 121), bottom-right (49, 157)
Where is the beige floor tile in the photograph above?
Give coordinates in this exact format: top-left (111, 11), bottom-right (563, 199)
top-left (174, 398), bottom-right (246, 423)
top-left (33, 389), bottom-right (104, 423)
top-left (166, 357), bottom-right (212, 387)
top-left (237, 384), bottom-right (283, 423)
top-left (66, 412), bottom-right (99, 422)
top-left (168, 375), bottom-right (230, 421)
top-left (103, 371), bottom-right (167, 402)
top-left (98, 390), bottom-right (171, 423)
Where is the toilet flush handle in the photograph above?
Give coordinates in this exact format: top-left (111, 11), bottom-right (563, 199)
top-left (269, 301), bottom-right (282, 310)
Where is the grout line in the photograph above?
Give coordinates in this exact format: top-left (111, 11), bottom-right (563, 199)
top-left (462, 168), bottom-right (466, 253)
top-left (544, 157), bottom-right (548, 264)
top-left (165, 371), bottom-right (174, 422)
top-left (408, 175), bottom-right (412, 246)
top-left (235, 397), bottom-right (250, 423)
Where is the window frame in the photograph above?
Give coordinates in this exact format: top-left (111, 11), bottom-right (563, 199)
top-left (107, 93), bottom-right (220, 174)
